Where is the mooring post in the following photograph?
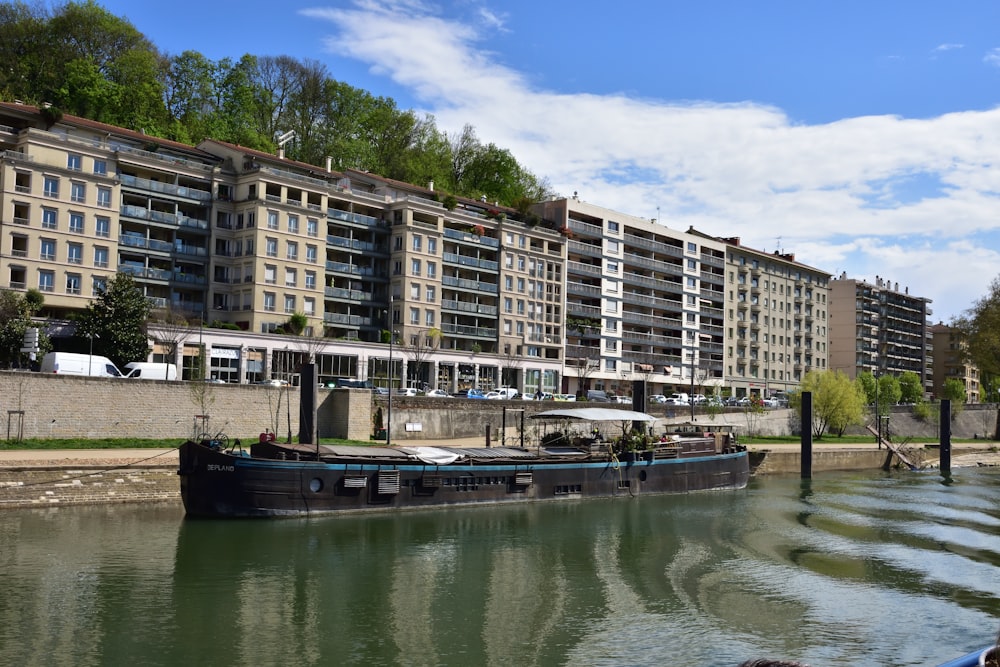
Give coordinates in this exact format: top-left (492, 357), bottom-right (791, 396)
top-left (486, 422), bottom-right (491, 448)
top-left (801, 391), bottom-right (813, 479)
top-left (940, 399), bottom-right (951, 476)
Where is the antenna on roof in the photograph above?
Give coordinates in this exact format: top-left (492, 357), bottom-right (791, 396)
top-left (776, 236), bottom-right (783, 254)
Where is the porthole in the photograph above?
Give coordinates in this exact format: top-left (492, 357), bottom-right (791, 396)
top-left (309, 478), bottom-right (324, 493)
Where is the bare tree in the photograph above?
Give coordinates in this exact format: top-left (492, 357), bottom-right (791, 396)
top-left (148, 307), bottom-right (192, 379)
top-left (499, 344), bottom-right (524, 389)
top-left (573, 349), bottom-right (601, 396)
top-left (399, 327), bottom-right (440, 389)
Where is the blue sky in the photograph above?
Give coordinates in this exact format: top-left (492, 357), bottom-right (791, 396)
top-left (98, 0), bottom-right (1000, 322)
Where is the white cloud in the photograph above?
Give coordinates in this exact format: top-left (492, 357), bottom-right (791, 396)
top-left (984, 47), bottom-right (1000, 67)
top-left (302, 1), bottom-right (1000, 321)
top-left (931, 43), bottom-right (964, 55)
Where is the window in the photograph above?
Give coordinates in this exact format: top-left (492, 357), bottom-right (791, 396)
top-left (687, 241), bottom-right (697, 253)
top-left (516, 300), bottom-right (525, 315)
top-left (287, 215), bottom-right (299, 233)
top-left (304, 270), bottom-right (317, 290)
top-left (410, 307), bottom-right (420, 324)
top-left (303, 297), bottom-right (315, 315)
top-left (608, 220), bottom-right (619, 233)
top-left (266, 238), bottom-right (277, 257)
top-left (306, 245), bottom-right (317, 263)
top-left (67, 243), bottom-right (82, 264)
top-left (307, 218), bottom-right (318, 236)
top-left (425, 286), bottom-right (435, 302)
top-left (38, 270), bottom-right (54, 292)
top-left (425, 310), bottom-right (434, 326)
top-left (427, 262), bottom-right (436, 278)
top-left (264, 292), bottom-right (276, 311)
top-left (284, 295), bottom-right (295, 313)
top-left (66, 273), bottom-right (81, 295)
top-left (267, 211), bottom-right (279, 229)
top-left (69, 212), bottom-right (84, 233)
top-left (40, 239), bottom-right (55, 261)
top-left (412, 235), bottom-right (422, 251)
top-left (504, 298), bottom-right (513, 313)
top-left (42, 208), bottom-right (57, 229)
top-left (71, 182), bottom-right (85, 203)
top-left (410, 283), bottom-right (420, 300)
top-left (687, 258), bottom-right (697, 270)
top-left (410, 258), bottom-right (421, 276)
top-left (92, 275), bottom-right (106, 296)
top-left (607, 239), bottom-right (619, 254)
top-left (286, 241), bottom-right (298, 260)
top-left (505, 276), bottom-right (513, 291)
top-left (285, 268), bottom-right (296, 287)
top-left (607, 261), bottom-right (619, 274)
top-left (93, 159), bottom-right (107, 176)
top-left (427, 237), bottom-right (437, 254)
top-left (43, 177), bottom-right (59, 198)
top-left (96, 186), bottom-right (111, 208)
top-left (67, 154), bottom-right (82, 171)
top-left (264, 265), bottom-right (277, 284)
top-left (95, 216), bottom-right (110, 237)
top-left (517, 277), bottom-right (525, 293)
top-left (94, 246), bottom-right (109, 268)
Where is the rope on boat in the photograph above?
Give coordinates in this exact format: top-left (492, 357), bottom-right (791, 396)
top-left (2, 446), bottom-right (182, 488)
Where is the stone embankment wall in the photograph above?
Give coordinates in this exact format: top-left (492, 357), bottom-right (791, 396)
top-left (0, 465), bottom-right (178, 509)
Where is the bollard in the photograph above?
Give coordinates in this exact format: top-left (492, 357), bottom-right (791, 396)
top-left (801, 391), bottom-right (813, 479)
top-left (940, 399), bottom-right (951, 476)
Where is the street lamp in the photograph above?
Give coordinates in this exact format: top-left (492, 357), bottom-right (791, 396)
top-left (386, 296), bottom-right (395, 446)
top-left (88, 331), bottom-right (98, 375)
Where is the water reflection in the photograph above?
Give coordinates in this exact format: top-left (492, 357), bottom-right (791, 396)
top-left (2, 469), bottom-right (1000, 666)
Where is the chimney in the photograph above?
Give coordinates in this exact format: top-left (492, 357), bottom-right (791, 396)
top-left (428, 180), bottom-right (434, 191)
top-left (326, 156), bottom-right (332, 172)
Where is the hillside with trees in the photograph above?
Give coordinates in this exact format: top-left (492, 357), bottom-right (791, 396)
top-left (0, 0), bottom-right (551, 206)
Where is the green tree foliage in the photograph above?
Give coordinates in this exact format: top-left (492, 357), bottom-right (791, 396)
top-left (941, 378), bottom-right (967, 419)
top-left (0, 289), bottom-right (49, 368)
top-left (857, 371), bottom-right (876, 404)
top-left (954, 274), bottom-right (1000, 378)
top-left (73, 273), bottom-right (150, 369)
top-left (897, 371), bottom-right (923, 404)
top-left (797, 370), bottom-right (867, 438)
top-left (875, 374), bottom-right (902, 416)
top-left (2, 1), bottom-right (551, 207)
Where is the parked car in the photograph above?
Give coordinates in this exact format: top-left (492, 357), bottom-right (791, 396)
top-left (484, 391), bottom-right (503, 400)
top-left (663, 397), bottom-right (687, 406)
top-left (612, 395), bottom-right (632, 405)
top-left (397, 387), bottom-right (419, 397)
top-left (40, 352), bottom-right (123, 378)
top-left (425, 389), bottom-right (450, 398)
top-left (524, 392), bottom-right (554, 401)
top-left (453, 388), bottom-right (486, 399)
top-left (586, 390), bottom-right (610, 402)
top-left (496, 386), bottom-right (520, 400)
top-left (649, 394), bottom-right (667, 404)
top-left (553, 393), bottom-right (577, 402)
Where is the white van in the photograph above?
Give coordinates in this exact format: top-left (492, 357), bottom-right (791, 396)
top-left (124, 362), bottom-right (177, 381)
top-left (39, 352), bottom-right (123, 378)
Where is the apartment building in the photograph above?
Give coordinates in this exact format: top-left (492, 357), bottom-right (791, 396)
top-left (829, 274), bottom-right (933, 395)
top-left (532, 198), bottom-right (726, 399)
top-left (929, 322), bottom-right (981, 403)
top-left (693, 233), bottom-right (831, 399)
top-left (0, 103), bottom-right (566, 393)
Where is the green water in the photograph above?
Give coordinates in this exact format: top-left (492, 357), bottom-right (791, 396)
top-left (2, 469), bottom-right (999, 666)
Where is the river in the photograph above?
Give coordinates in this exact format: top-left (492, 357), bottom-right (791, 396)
top-left (1, 468), bottom-right (998, 667)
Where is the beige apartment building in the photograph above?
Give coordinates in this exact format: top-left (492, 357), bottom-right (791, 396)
top-left (696, 233), bottom-right (831, 399)
top-left (0, 102), bottom-right (567, 393)
top-left (929, 322), bottom-right (981, 402)
top-left (829, 274), bottom-right (933, 396)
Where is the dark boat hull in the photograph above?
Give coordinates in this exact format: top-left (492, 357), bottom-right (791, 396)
top-left (178, 441), bottom-right (750, 518)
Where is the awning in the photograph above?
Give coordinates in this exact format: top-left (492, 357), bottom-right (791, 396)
top-left (532, 408), bottom-right (658, 422)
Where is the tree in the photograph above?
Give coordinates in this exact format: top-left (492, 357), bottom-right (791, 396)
top-left (74, 273), bottom-right (151, 369)
top-left (898, 371), bottom-right (923, 404)
top-left (941, 378), bottom-right (967, 420)
top-left (399, 327), bottom-right (440, 389)
top-left (148, 306), bottom-right (191, 378)
top-left (0, 289), bottom-right (49, 368)
top-left (796, 370), bottom-right (866, 438)
top-left (954, 274), bottom-right (1000, 378)
top-left (875, 374), bottom-right (902, 418)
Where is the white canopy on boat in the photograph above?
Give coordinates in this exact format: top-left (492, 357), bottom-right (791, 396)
top-left (531, 408), bottom-right (658, 422)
